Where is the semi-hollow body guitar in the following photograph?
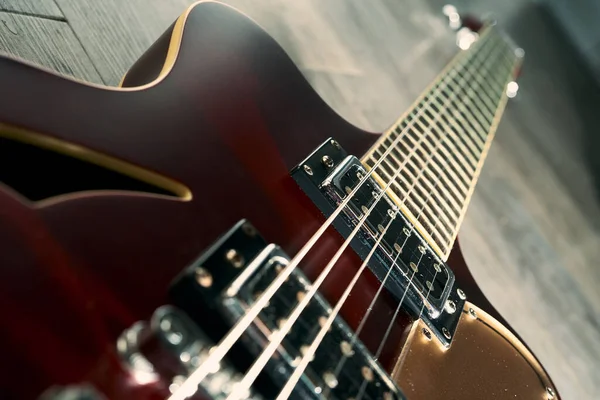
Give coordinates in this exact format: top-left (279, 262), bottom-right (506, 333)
top-left (0, 2), bottom-right (559, 399)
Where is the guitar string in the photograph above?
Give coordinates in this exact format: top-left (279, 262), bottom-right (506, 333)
top-left (270, 37), bottom-right (500, 400)
top-left (168, 28), bottom-right (493, 400)
top-left (320, 43), bottom-right (500, 391)
top-left (224, 37), bottom-right (488, 400)
top-left (354, 35), bottom-right (510, 400)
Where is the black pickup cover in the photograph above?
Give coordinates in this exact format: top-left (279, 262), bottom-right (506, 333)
top-left (170, 220), bottom-right (405, 400)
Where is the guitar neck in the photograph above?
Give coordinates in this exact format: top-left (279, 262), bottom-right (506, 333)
top-left (363, 26), bottom-right (522, 260)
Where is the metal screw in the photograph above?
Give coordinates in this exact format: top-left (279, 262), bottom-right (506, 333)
top-left (303, 164), bottom-right (313, 175)
top-left (403, 227), bottom-right (411, 236)
top-left (345, 186), bottom-right (352, 195)
top-left (469, 307), bottom-right (477, 319)
top-left (426, 281), bottom-right (434, 291)
top-left (546, 387), bottom-right (555, 399)
top-left (433, 263), bottom-right (442, 273)
top-left (442, 327), bottom-right (451, 340)
top-left (330, 139), bottom-right (341, 150)
top-left (323, 371), bottom-right (338, 389)
top-left (387, 209), bottom-right (396, 218)
top-left (378, 224), bottom-right (385, 233)
top-left (457, 288), bottom-right (467, 300)
top-left (322, 155), bottom-right (334, 168)
top-left (409, 262), bottom-right (418, 272)
top-left (361, 205), bottom-right (369, 215)
top-left (444, 300), bottom-right (457, 314)
top-left (242, 222), bottom-right (257, 237)
top-left (422, 328), bottom-right (432, 341)
top-left (357, 171), bottom-right (364, 180)
top-left (418, 245), bottom-right (426, 254)
top-left (195, 267), bottom-right (213, 287)
top-left (225, 249), bottom-right (245, 268)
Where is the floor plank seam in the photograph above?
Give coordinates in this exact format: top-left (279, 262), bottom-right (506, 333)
top-left (0, 9), bottom-right (66, 22)
top-left (53, 1), bottom-right (106, 85)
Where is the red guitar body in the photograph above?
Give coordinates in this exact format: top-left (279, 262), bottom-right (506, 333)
top-left (0, 2), bottom-right (557, 399)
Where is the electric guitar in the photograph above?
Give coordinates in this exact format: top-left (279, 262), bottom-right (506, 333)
top-left (0, 2), bottom-right (559, 399)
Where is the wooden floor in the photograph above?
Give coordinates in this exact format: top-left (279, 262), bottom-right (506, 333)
top-left (1, 0), bottom-right (599, 398)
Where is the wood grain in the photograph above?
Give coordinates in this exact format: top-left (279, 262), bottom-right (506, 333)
top-left (0, 0), bottom-right (63, 20)
top-left (0, 0), bottom-right (598, 398)
top-left (0, 11), bottom-right (101, 83)
top-left (55, 0), bottom-right (195, 85)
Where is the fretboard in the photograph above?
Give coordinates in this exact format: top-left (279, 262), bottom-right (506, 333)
top-left (363, 26), bottom-right (521, 260)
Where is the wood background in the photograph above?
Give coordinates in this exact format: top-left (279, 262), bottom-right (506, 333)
top-left (1, 0), bottom-right (599, 398)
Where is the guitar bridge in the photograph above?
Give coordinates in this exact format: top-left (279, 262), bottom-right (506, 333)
top-left (291, 138), bottom-right (465, 347)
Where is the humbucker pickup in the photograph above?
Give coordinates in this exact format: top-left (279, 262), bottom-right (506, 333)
top-left (170, 220), bottom-right (404, 399)
top-left (291, 138), bottom-right (465, 346)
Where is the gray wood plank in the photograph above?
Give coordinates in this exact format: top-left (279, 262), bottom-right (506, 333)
top-left (55, 0), bottom-right (196, 85)
top-left (0, 0), bottom-right (63, 20)
top-left (0, 0), bottom-right (599, 398)
top-left (0, 12), bottom-right (102, 83)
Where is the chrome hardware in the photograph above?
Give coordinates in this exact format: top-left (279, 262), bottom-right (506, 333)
top-left (303, 164), bottom-right (313, 175)
top-left (170, 220), bottom-right (405, 400)
top-left (442, 327), bottom-right (452, 340)
top-left (291, 138), bottom-right (465, 347)
top-left (321, 155), bottom-right (335, 168)
top-left (457, 288), bottom-right (467, 300)
top-left (444, 300), bottom-right (457, 314)
top-left (546, 387), bottom-right (556, 399)
top-left (469, 307), bottom-right (478, 319)
top-left (422, 328), bottom-right (432, 341)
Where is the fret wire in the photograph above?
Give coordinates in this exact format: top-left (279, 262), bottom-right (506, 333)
top-left (424, 98), bottom-right (481, 165)
top-left (401, 135), bottom-right (471, 214)
top-left (426, 108), bottom-right (478, 171)
top-left (412, 38), bottom-right (510, 242)
top-left (437, 111), bottom-right (482, 158)
top-left (446, 96), bottom-right (487, 145)
top-left (390, 133), bottom-right (468, 204)
top-left (374, 150), bottom-right (462, 220)
top-left (376, 145), bottom-right (465, 214)
top-left (417, 52), bottom-right (502, 182)
top-left (384, 36), bottom-right (501, 212)
top-left (436, 89), bottom-right (486, 149)
top-left (361, 25), bottom-right (514, 257)
top-left (418, 110), bottom-right (477, 177)
top-left (445, 56), bottom-right (521, 250)
top-left (373, 164), bottom-right (456, 239)
top-left (444, 59), bottom-right (518, 242)
top-left (411, 122), bottom-right (474, 193)
top-left (399, 111), bottom-right (470, 198)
